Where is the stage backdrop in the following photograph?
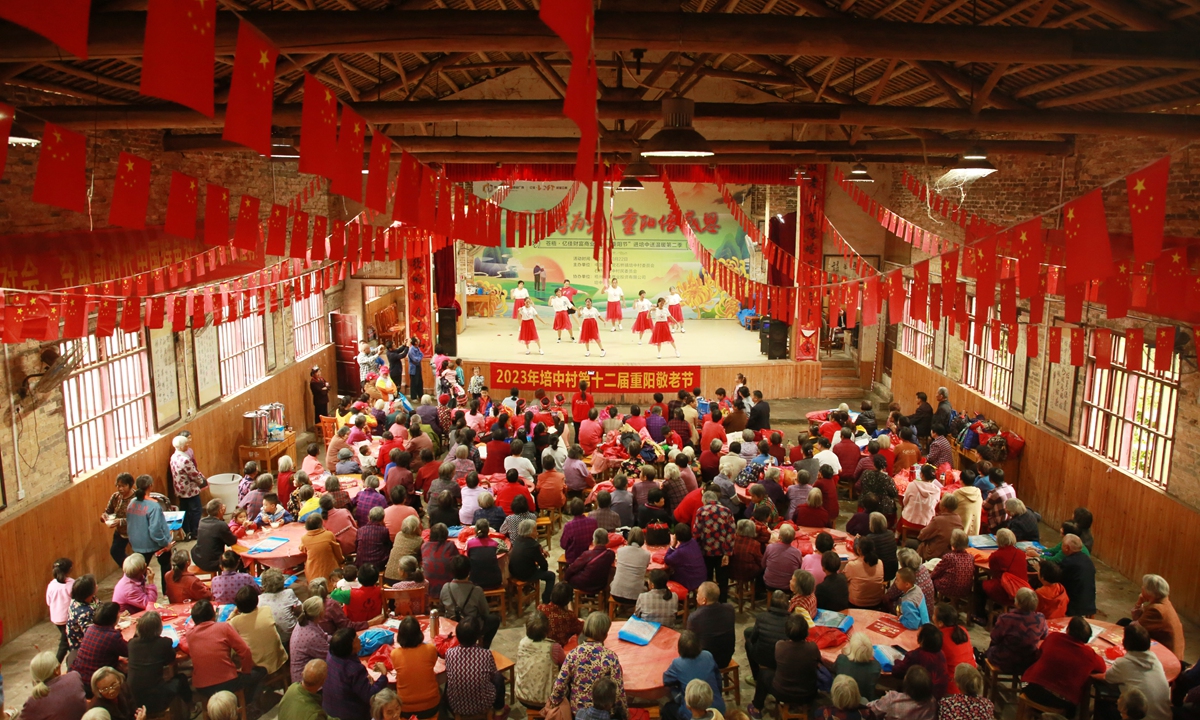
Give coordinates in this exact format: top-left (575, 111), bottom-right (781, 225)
top-left (470, 181), bottom-right (751, 320)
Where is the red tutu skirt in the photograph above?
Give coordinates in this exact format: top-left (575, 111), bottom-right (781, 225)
top-left (632, 310), bottom-right (653, 333)
top-left (668, 304), bottom-right (684, 323)
top-left (606, 300), bottom-right (623, 321)
top-left (518, 319), bottom-right (539, 343)
top-left (650, 321), bottom-right (674, 345)
top-left (579, 318), bottom-right (601, 343)
top-left (553, 310), bottom-right (572, 331)
top-left (511, 298), bottom-right (525, 318)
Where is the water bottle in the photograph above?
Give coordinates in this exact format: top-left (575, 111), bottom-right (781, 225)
top-left (430, 608), bottom-right (440, 638)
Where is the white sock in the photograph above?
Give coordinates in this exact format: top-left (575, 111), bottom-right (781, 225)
top-left (585, 350), bottom-right (590, 356)
top-left (601, 350), bottom-right (606, 357)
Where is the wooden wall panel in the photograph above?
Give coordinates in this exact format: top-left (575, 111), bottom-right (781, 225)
top-left (0, 346), bottom-right (336, 642)
top-left (892, 353), bottom-right (1200, 622)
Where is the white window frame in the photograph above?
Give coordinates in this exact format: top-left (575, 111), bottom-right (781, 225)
top-left (293, 292), bottom-right (327, 360)
top-left (218, 296), bottom-right (267, 396)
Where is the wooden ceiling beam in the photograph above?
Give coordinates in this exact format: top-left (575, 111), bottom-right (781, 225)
top-left (26, 99), bottom-right (1200, 137)
top-left (4, 12), bottom-right (1200, 67)
top-left (1013, 65), bottom-right (1114, 98)
top-left (1076, 0), bottom-right (1173, 30)
top-left (1036, 69), bottom-right (1200, 108)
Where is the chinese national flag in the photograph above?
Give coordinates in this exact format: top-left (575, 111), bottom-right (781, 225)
top-left (940, 250), bottom-right (957, 317)
top-left (1070, 327), bottom-right (1086, 366)
top-left (929, 284), bottom-right (941, 329)
top-left (364, 131), bottom-right (392, 214)
top-left (1153, 247), bottom-right (1189, 317)
top-left (1048, 326), bottom-right (1062, 364)
top-left (0, 0), bottom-right (91, 59)
top-left (32, 123), bottom-right (87, 213)
top-left (1062, 189), bottom-right (1114, 286)
top-left (0, 102), bottom-right (12, 180)
top-left (120, 298), bottom-right (143, 332)
top-left (108, 151), bottom-right (152, 229)
top-left (171, 294), bottom-right (188, 332)
top-left (205, 183), bottom-right (231, 246)
top-left (1026, 324), bottom-right (1039, 358)
top-left (311, 215), bottom-right (328, 260)
top-left (417, 166), bottom-right (437, 231)
top-left (329, 220), bottom-right (345, 259)
top-left (233, 195), bottom-right (261, 251)
top-left (1064, 282), bottom-right (1084, 324)
top-left (393, 151), bottom-right (421, 225)
top-left (1006, 323), bottom-right (1018, 355)
top-left (975, 238), bottom-right (997, 311)
top-left (299, 74), bottom-right (339, 178)
top-left (862, 276), bottom-right (879, 326)
top-left (539, 0), bottom-right (597, 182)
top-left (165, 171), bottom-right (199, 239)
top-left (222, 20), bottom-right (279, 156)
top-left (887, 269), bottom-right (904, 325)
top-left (265, 203), bottom-right (288, 255)
top-left (331, 105), bottom-right (365, 201)
top-left (140, 0), bottom-right (215, 116)
top-left (1011, 218), bottom-right (1044, 298)
top-left (1126, 328), bottom-right (1144, 372)
top-left (1155, 326), bottom-right (1175, 372)
top-left (1000, 278), bottom-right (1017, 325)
top-left (95, 298), bottom-right (117, 337)
top-left (1102, 261), bottom-right (1131, 320)
top-left (911, 260), bottom-right (927, 323)
top-left (1094, 328), bottom-right (1112, 369)
top-left (1127, 156), bottom-right (1169, 265)
top-left (289, 210), bottom-right (309, 259)
top-left (61, 294), bottom-right (88, 339)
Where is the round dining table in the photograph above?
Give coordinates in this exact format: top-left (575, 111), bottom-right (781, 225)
top-left (119, 602), bottom-right (197, 658)
top-left (234, 521), bottom-right (310, 571)
top-left (817, 609), bottom-right (921, 666)
top-left (1045, 616), bottom-right (1181, 682)
top-left (603, 621), bottom-right (682, 700)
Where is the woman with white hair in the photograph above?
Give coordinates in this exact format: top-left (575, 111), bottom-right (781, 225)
top-left (833, 633), bottom-right (881, 702)
top-left (169, 433), bottom-right (205, 540)
top-left (89, 667), bottom-right (142, 720)
top-left (111, 553), bottom-right (158, 613)
top-left (20, 650), bottom-right (87, 720)
top-left (371, 688), bottom-right (404, 720)
top-left (1004, 498), bottom-right (1042, 542)
top-left (937, 665), bottom-right (993, 720)
top-left (207, 690), bottom-right (241, 720)
top-left (290, 596), bottom-right (331, 683)
top-left (1131, 574), bottom-right (1185, 661)
top-left (983, 528), bottom-right (1026, 605)
top-left (815, 675), bottom-right (864, 720)
top-left (610, 526), bottom-right (651, 603)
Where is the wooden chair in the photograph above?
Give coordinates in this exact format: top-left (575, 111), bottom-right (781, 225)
top-left (733, 577), bottom-right (759, 613)
top-left (375, 305), bottom-right (404, 346)
top-left (982, 658), bottom-right (1021, 705)
top-left (508, 578), bottom-right (540, 617)
top-left (774, 702), bottom-right (809, 720)
top-left (574, 587), bottom-right (607, 618)
top-left (318, 416), bottom-right (337, 445)
top-left (483, 587), bottom-right (508, 625)
top-left (985, 599), bottom-right (1015, 630)
top-left (384, 585), bottom-right (428, 617)
top-left (556, 553), bottom-right (568, 581)
top-left (1016, 693), bottom-right (1064, 720)
top-left (608, 594), bottom-right (637, 620)
top-left (536, 516), bottom-right (554, 551)
top-left (720, 660), bottom-right (742, 707)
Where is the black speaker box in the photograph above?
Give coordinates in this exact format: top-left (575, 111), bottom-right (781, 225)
top-left (437, 308), bottom-right (457, 356)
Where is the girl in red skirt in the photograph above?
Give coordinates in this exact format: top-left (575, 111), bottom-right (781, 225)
top-left (517, 299), bottom-right (547, 355)
top-left (667, 285), bottom-right (686, 333)
top-left (650, 297), bottom-right (679, 359)
top-left (510, 280), bottom-right (529, 319)
top-left (577, 298), bottom-right (606, 357)
top-left (550, 287), bottom-right (575, 343)
top-left (631, 290), bottom-right (653, 344)
top-left (605, 277), bottom-right (625, 331)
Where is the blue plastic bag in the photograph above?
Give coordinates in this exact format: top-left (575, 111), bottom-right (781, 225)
top-left (358, 628), bottom-right (395, 656)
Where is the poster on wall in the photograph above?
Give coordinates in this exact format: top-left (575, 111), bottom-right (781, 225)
top-left (470, 181), bottom-right (752, 320)
top-left (193, 324), bottom-right (221, 408)
top-left (148, 326), bottom-right (181, 429)
top-left (1043, 320), bottom-right (1078, 435)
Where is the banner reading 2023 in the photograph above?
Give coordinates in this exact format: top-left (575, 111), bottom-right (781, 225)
top-left (490, 362), bottom-right (703, 394)
top-left (469, 181), bottom-right (751, 320)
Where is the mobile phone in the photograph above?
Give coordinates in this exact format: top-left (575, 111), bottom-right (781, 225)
top-left (891, 645), bottom-right (908, 657)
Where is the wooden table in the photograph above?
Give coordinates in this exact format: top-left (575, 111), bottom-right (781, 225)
top-left (364, 616), bottom-right (516, 702)
top-left (238, 430), bottom-right (297, 474)
top-left (818, 609), bottom-right (921, 666)
top-left (467, 293), bottom-right (500, 318)
top-left (603, 621), bottom-right (682, 700)
top-left (234, 522), bottom-right (309, 572)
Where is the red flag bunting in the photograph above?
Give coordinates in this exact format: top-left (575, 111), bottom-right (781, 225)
top-left (0, 0), bottom-right (91, 59)
top-left (1070, 327), bottom-right (1086, 366)
top-left (140, 0), bottom-right (215, 115)
top-left (108, 151), bottom-right (152, 229)
top-left (887, 270), bottom-right (904, 325)
top-left (289, 210), bottom-right (310, 259)
top-left (1048, 326), bottom-right (1062, 364)
top-left (1155, 326), bottom-right (1175, 372)
top-left (95, 298), bottom-right (118, 337)
top-left (332, 105), bottom-right (365, 201)
top-left (311, 216), bottom-right (328, 260)
top-left (1094, 328), bottom-right (1112, 369)
top-left (61, 294), bottom-right (87, 339)
top-left (1026, 324), bottom-right (1039, 358)
top-left (365, 132), bottom-right (392, 214)
top-left (205, 184), bottom-right (231, 246)
top-left (394, 152), bottom-right (421, 225)
top-left (165, 171), bottom-right (199, 239)
top-left (911, 261), bottom-right (927, 323)
top-left (266, 204), bottom-right (288, 255)
top-left (222, 20), bottom-right (279, 156)
top-left (1127, 156), bottom-right (1169, 265)
top-left (940, 251), bottom-right (957, 318)
top-left (299, 74), bottom-right (339, 179)
top-left (1063, 189), bottom-right (1114, 286)
top-left (33, 123), bottom-right (87, 213)
top-left (232, 195), bottom-right (261, 251)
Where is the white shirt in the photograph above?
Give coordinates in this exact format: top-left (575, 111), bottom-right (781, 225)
top-left (578, 307), bottom-right (601, 320)
top-left (634, 298), bottom-right (652, 313)
top-left (551, 296), bottom-right (569, 312)
top-left (651, 307), bottom-right (671, 323)
top-left (519, 305), bottom-right (539, 321)
top-left (668, 293), bottom-right (682, 306)
top-left (504, 455), bottom-right (537, 483)
top-left (814, 448), bottom-right (842, 474)
top-left (1106, 650), bottom-right (1172, 720)
top-left (512, 287), bottom-right (529, 300)
top-left (606, 286), bottom-right (624, 302)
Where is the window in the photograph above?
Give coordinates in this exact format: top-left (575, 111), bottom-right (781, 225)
top-left (218, 298), bottom-right (266, 396)
top-left (61, 331), bottom-right (154, 478)
top-left (293, 292), bottom-right (327, 360)
top-left (898, 280), bottom-right (935, 367)
top-left (1080, 331), bottom-right (1179, 488)
top-left (962, 295), bottom-right (1014, 404)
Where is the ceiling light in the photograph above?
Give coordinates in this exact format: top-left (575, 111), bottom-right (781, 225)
top-left (962, 144), bottom-right (988, 161)
top-left (8, 135), bottom-right (39, 147)
top-left (937, 156), bottom-right (998, 185)
top-left (624, 158), bottom-right (659, 178)
top-left (640, 97), bottom-right (714, 158)
top-left (615, 176), bottom-right (644, 192)
top-left (788, 167), bottom-right (799, 181)
top-left (846, 162), bottom-right (874, 182)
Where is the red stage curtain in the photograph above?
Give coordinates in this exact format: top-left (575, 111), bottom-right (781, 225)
top-left (433, 244), bottom-right (456, 309)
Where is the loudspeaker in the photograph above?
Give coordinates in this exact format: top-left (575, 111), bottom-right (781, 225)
top-left (437, 308), bottom-right (457, 356)
top-left (766, 320), bottom-right (789, 360)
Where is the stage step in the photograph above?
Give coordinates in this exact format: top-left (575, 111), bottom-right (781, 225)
top-left (822, 366), bottom-right (858, 378)
top-left (820, 375), bottom-right (863, 389)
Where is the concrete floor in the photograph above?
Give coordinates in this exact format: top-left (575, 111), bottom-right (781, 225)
top-left (3, 396), bottom-right (1197, 718)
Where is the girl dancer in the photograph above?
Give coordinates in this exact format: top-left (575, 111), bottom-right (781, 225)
top-left (650, 297), bottom-right (680, 359)
top-left (517, 299), bottom-right (547, 355)
top-left (667, 285), bottom-right (686, 333)
top-left (631, 290), bottom-right (653, 345)
top-left (577, 298), bottom-right (606, 357)
top-left (550, 287), bottom-right (575, 343)
top-left (510, 280), bottom-right (529, 319)
top-left (605, 277), bottom-right (625, 331)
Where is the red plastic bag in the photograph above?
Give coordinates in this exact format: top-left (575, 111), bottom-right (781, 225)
top-left (433, 632), bottom-right (460, 657)
top-left (809, 626), bottom-right (848, 649)
top-left (366, 644), bottom-right (394, 672)
top-left (1002, 431), bottom-right (1025, 457)
top-left (668, 580), bottom-right (689, 603)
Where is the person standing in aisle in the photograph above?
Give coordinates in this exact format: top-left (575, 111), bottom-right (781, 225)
top-left (577, 299), bottom-right (606, 358)
top-left (651, 298), bottom-right (680, 360)
top-left (631, 291), bottom-right (653, 345)
top-left (406, 337), bottom-right (425, 400)
top-left (605, 278), bottom-right (625, 331)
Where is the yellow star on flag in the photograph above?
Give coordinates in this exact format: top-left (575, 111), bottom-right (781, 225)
top-left (1134, 178), bottom-right (1146, 195)
top-left (259, 50), bottom-right (270, 68)
top-left (125, 160), bottom-right (134, 171)
top-left (1173, 252), bottom-right (1182, 263)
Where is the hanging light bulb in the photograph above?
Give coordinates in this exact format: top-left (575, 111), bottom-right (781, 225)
top-left (962, 144), bottom-right (988, 161)
top-left (937, 155), bottom-right (997, 185)
top-left (846, 162), bottom-right (874, 182)
top-left (615, 176), bottom-right (644, 192)
top-left (624, 157), bottom-right (659, 178)
top-left (641, 97), bottom-right (714, 158)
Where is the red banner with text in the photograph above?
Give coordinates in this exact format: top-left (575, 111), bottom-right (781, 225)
top-left (490, 363), bottom-right (702, 394)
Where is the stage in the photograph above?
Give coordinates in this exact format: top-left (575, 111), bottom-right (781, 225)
top-left (453, 317), bottom-right (821, 403)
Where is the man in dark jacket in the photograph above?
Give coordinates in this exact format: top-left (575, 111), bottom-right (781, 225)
top-left (687, 581), bottom-right (736, 668)
top-left (746, 391), bottom-right (771, 434)
top-left (1060, 534), bottom-right (1097, 617)
top-left (507, 518), bottom-right (556, 603)
top-left (907, 391), bottom-right (934, 440)
top-left (933, 387), bottom-right (953, 430)
top-left (743, 591), bottom-right (790, 715)
top-left (857, 400), bottom-right (878, 435)
top-left (192, 499), bottom-right (238, 572)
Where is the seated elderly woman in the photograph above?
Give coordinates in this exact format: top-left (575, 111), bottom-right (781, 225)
top-left (385, 515), bottom-right (425, 582)
top-left (111, 553), bottom-right (158, 613)
top-left (257, 568), bottom-right (302, 646)
top-left (985, 587), bottom-right (1047, 675)
top-left (212, 550), bottom-right (260, 605)
top-left (466, 519), bottom-right (506, 590)
top-left (763, 524), bottom-right (803, 592)
top-left (609, 526), bottom-right (651, 604)
top-left (930, 530), bottom-right (975, 600)
top-left (982, 528), bottom-right (1028, 606)
top-left (565, 528), bottom-right (617, 595)
top-left (1130, 573), bottom-right (1186, 661)
top-left (1004, 499), bottom-right (1042, 543)
top-left (854, 512), bottom-right (899, 581)
top-left (665, 523), bottom-right (708, 593)
top-left (22, 650), bottom-right (88, 720)
top-left (793, 488), bottom-right (832, 528)
top-left (165, 547), bottom-right (212, 604)
top-left (89, 666), bottom-right (140, 720)
top-left (127, 611), bottom-right (193, 716)
top-left (548, 612), bottom-right (628, 716)
top-left (206, 691), bottom-right (243, 720)
top-left (731, 519), bottom-right (764, 582)
top-left (472, 491), bottom-right (507, 531)
top-left (389, 616), bottom-right (441, 718)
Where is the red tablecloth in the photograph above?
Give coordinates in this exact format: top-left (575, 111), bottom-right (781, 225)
top-left (818, 609), bottom-right (921, 666)
top-left (364, 616), bottom-right (515, 683)
top-left (120, 602), bottom-right (196, 657)
top-left (603, 621), bottom-right (682, 700)
top-left (234, 522), bottom-right (310, 570)
top-left (1046, 616), bottom-right (1181, 682)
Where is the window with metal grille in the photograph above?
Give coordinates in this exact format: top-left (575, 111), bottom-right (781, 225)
top-left (61, 331), bottom-right (154, 478)
top-left (899, 280), bottom-right (935, 367)
top-left (293, 292), bottom-right (327, 360)
top-left (962, 295), bottom-right (1014, 404)
top-left (218, 298), bottom-right (266, 396)
top-left (1080, 331), bottom-right (1179, 488)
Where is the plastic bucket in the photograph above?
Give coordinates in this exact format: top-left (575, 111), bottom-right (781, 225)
top-left (206, 473), bottom-right (242, 518)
